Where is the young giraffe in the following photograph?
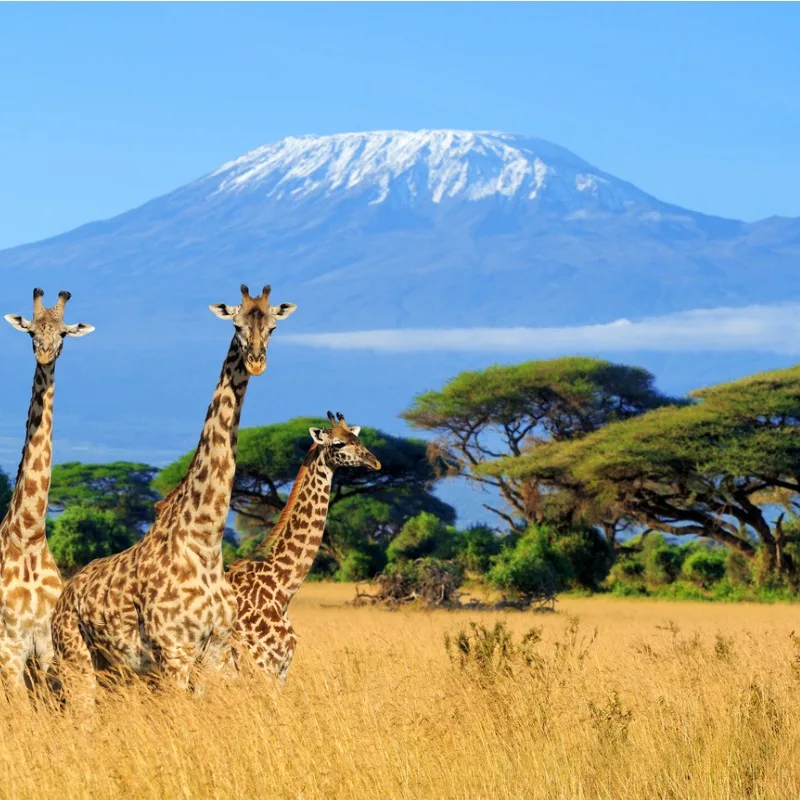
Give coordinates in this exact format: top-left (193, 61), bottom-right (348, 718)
top-left (50, 285), bottom-right (296, 699)
top-left (1, 289), bottom-right (94, 693)
top-left (227, 411), bottom-right (380, 682)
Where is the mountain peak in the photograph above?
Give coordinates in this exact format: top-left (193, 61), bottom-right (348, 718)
top-left (200, 129), bottom-right (654, 212)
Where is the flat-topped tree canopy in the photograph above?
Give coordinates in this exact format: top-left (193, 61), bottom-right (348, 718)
top-left (402, 356), bottom-right (678, 530)
top-left (154, 417), bottom-right (454, 570)
top-left (483, 365), bottom-right (800, 578)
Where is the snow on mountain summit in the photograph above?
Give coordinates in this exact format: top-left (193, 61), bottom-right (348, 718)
top-left (202, 130), bottom-right (660, 212)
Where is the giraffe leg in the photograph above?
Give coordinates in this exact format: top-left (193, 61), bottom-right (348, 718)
top-left (275, 621), bottom-right (297, 684)
top-left (0, 637), bottom-right (28, 701)
top-left (50, 608), bottom-right (97, 711)
top-left (156, 646), bottom-right (195, 691)
top-left (200, 636), bottom-right (238, 681)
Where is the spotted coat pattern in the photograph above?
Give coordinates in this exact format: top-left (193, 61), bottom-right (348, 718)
top-left (0, 289), bottom-right (93, 692)
top-left (50, 285), bottom-right (296, 698)
top-left (227, 412), bottom-right (380, 682)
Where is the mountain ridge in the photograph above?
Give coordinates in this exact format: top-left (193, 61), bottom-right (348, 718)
top-left (1, 128), bottom-right (799, 520)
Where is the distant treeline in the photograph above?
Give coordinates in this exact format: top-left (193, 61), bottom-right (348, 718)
top-left (4, 356), bottom-right (799, 600)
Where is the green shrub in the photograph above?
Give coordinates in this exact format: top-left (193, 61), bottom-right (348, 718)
top-left (552, 527), bottom-right (613, 589)
top-left (606, 550), bottom-right (646, 592)
top-left (49, 505), bottom-right (137, 575)
top-left (725, 550), bottom-right (753, 587)
top-left (454, 524), bottom-right (502, 574)
top-left (387, 512), bottom-right (458, 562)
top-left (336, 549), bottom-right (374, 582)
top-left (681, 547), bottom-right (726, 588)
top-left (641, 534), bottom-right (685, 585)
top-left (488, 525), bottom-right (571, 596)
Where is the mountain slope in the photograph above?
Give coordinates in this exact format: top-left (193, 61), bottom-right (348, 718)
top-left (1, 129), bottom-right (799, 518)
top-left (3, 129), bottom-right (796, 334)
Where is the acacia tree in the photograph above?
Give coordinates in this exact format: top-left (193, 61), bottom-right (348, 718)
top-left (486, 366), bottom-right (800, 582)
top-left (154, 417), bottom-right (453, 570)
top-left (49, 461), bottom-right (161, 534)
top-left (402, 357), bottom-right (676, 536)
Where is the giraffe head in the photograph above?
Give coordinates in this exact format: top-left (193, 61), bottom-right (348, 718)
top-left (4, 288), bottom-right (95, 365)
top-left (309, 411), bottom-right (382, 471)
top-left (209, 284), bottom-right (297, 375)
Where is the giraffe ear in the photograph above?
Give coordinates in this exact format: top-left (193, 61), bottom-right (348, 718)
top-left (309, 427), bottom-right (328, 445)
top-left (63, 322), bottom-right (95, 338)
top-left (272, 303), bottom-right (297, 320)
top-left (4, 314), bottom-right (31, 332)
top-left (209, 303), bottom-right (240, 320)
top-left (348, 426), bottom-right (361, 437)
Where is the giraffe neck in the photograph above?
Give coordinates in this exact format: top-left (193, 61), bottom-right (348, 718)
top-left (2, 362), bottom-right (56, 549)
top-left (258, 445), bottom-right (333, 608)
top-left (158, 335), bottom-right (250, 549)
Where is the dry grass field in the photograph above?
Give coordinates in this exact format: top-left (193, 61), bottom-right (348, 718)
top-left (3, 583), bottom-right (800, 799)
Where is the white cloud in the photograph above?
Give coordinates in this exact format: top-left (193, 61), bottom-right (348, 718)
top-left (283, 303), bottom-right (800, 354)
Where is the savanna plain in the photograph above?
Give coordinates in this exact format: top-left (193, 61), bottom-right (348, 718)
top-left (3, 583), bottom-right (800, 800)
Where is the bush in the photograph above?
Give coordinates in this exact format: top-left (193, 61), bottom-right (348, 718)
top-left (454, 524), bottom-right (502, 574)
top-left (552, 527), bottom-right (613, 589)
top-left (368, 558), bottom-right (464, 606)
top-left (725, 550), bottom-right (753, 587)
top-left (488, 525), bottom-right (570, 597)
top-left (643, 535), bottom-right (686, 585)
top-left (49, 505), bottom-right (137, 575)
top-left (336, 549), bottom-right (374, 582)
top-left (681, 547), bottom-right (727, 588)
top-left (387, 512), bottom-right (458, 563)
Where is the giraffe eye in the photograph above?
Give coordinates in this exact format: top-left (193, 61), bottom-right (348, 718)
top-left (332, 441), bottom-right (346, 449)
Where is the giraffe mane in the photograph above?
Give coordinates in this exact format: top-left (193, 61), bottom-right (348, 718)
top-left (255, 443), bottom-right (319, 555)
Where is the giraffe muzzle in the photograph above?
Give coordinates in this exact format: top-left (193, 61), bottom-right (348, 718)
top-left (35, 349), bottom-right (56, 365)
top-left (245, 353), bottom-right (267, 375)
top-left (363, 454), bottom-right (382, 471)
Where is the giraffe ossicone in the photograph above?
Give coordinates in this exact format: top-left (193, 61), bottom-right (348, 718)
top-left (227, 410), bottom-right (380, 682)
top-left (50, 284), bottom-right (296, 702)
top-left (0, 288), bottom-right (94, 693)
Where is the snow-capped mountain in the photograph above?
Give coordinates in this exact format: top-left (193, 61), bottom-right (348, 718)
top-left (202, 130), bottom-right (668, 215)
top-left (1, 129), bottom-right (799, 503)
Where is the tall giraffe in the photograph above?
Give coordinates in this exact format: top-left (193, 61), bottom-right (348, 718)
top-left (50, 285), bottom-right (296, 699)
top-left (227, 411), bottom-right (380, 681)
top-left (1, 289), bottom-right (94, 692)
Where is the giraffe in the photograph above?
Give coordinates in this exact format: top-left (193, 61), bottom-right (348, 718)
top-left (1, 288), bottom-right (94, 693)
top-left (50, 284), bottom-right (296, 700)
top-left (226, 411), bottom-right (380, 682)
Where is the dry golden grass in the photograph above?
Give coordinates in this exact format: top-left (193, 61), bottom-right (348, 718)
top-left (4, 584), bottom-right (800, 799)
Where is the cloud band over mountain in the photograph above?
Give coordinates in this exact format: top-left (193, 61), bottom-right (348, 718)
top-left (284, 303), bottom-right (800, 354)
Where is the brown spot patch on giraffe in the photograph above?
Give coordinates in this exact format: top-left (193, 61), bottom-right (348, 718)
top-left (6, 586), bottom-right (32, 612)
top-left (31, 456), bottom-right (43, 472)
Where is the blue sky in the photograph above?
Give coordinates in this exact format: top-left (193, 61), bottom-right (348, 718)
top-left (1, 2), bottom-right (799, 250)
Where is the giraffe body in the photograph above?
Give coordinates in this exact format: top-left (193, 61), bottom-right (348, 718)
top-left (0, 290), bottom-right (94, 691)
top-left (50, 285), bottom-right (296, 696)
top-left (227, 412), bottom-right (380, 681)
